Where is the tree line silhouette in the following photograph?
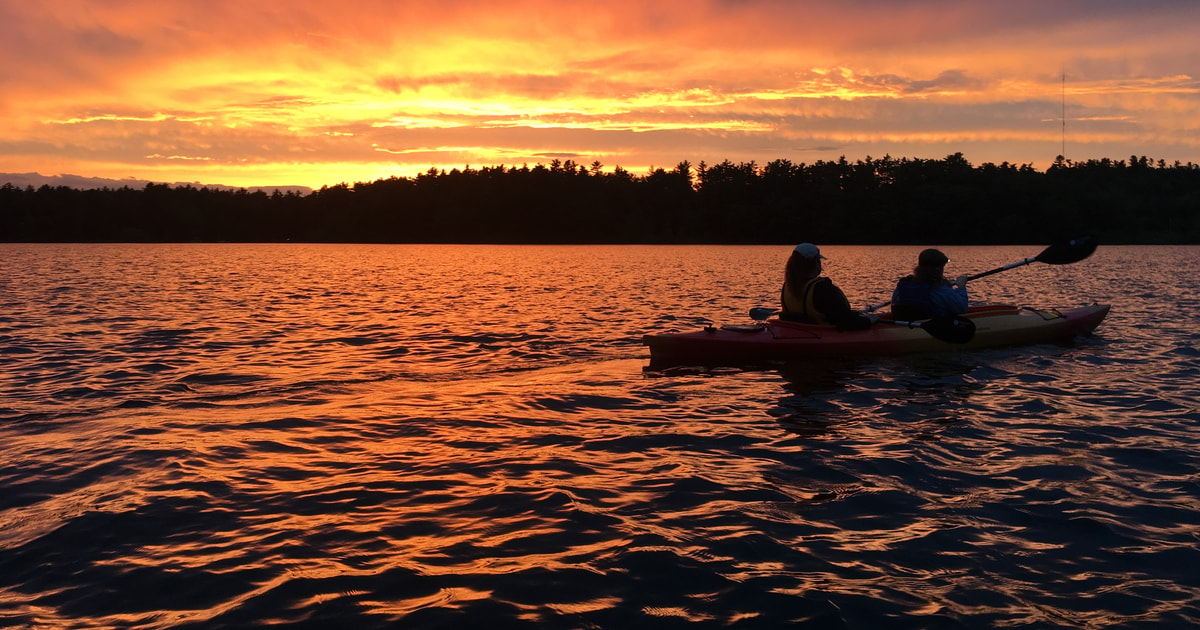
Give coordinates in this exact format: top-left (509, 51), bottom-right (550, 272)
top-left (2, 153), bottom-right (1198, 244)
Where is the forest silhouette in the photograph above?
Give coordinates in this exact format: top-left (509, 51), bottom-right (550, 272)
top-left (3, 153), bottom-right (1198, 244)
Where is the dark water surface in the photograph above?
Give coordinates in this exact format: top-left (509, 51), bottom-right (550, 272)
top-left (2, 243), bottom-right (1198, 629)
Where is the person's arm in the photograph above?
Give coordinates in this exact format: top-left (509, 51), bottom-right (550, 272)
top-left (814, 280), bottom-right (874, 331)
top-left (930, 281), bottom-right (969, 315)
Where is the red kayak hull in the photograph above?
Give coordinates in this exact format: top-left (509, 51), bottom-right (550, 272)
top-left (643, 304), bottom-right (1110, 366)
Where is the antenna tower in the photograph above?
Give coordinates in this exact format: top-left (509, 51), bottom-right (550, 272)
top-left (1061, 72), bottom-right (1066, 159)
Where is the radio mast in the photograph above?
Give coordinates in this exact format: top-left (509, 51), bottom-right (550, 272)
top-left (1061, 72), bottom-right (1066, 159)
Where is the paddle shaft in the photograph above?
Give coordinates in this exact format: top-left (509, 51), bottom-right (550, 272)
top-left (747, 307), bottom-right (975, 343)
top-left (964, 256), bottom-right (1037, 282)
top-left (864, 265), bottom-right (984, 312)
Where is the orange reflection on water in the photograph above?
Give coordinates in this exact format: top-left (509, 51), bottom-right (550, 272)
top-left (4, 244), bottom-right (1196, 627)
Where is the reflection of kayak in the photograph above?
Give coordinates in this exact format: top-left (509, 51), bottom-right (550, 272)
top-left (643, 304), bottom-right (1110, 366)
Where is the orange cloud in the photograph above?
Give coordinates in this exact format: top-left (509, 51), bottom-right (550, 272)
top-left (1, 0), bottom-right (1198, 188)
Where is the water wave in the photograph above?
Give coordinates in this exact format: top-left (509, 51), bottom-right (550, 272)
top-left (1, 244), bottom-right (1198, 628)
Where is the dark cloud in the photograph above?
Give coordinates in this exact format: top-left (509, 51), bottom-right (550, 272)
top-left (74, 26), bottom-right (142, 57)
top-left (0, 171), bottom-right (310, 192)
top-left (902, 70), bottom-right (982, 94)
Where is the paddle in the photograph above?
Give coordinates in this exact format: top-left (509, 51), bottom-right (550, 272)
top-left (960, 235), bottom-right (1097, 282)
top-left (749, 307), bottom-right (777, 321)
top-left (865, 235), bottom-right (1099, 312)
top-left (880, 315), bottom-right (976, 344)
top-left (747, 308), bottom-right (976, 344)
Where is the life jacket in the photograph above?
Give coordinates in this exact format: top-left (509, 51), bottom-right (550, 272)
top-left (891, 276), bottom-right (934, 320)
top-left (781, 276), bottom-right (832, 325)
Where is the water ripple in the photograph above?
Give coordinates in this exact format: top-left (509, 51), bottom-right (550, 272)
top-left (1, 244), bottom-right (1199, 628)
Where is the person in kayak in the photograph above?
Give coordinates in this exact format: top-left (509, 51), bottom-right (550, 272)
top-left (780, 243), bottom-right (876, 330)
top-left (890, 248), bottom-right (969, 320)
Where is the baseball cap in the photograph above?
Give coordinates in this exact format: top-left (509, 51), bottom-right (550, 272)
top-left (793, 243), bottom-right (825, 259)
top-left (918, 248), bottom-right (949, 266)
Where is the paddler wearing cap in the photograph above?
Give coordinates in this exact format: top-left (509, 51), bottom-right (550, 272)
top-left (889, 248), bottom-right (970, 321)
top-left (780, 243), bottom-right (876, 330)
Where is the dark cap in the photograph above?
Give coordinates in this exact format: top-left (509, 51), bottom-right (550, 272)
top-left (792, 242), bottom-right (825, 259)
top-left (918, 248), bottom-right (949, 266)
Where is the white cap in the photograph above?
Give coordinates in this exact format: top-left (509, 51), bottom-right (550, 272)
top-left (793, 242), bottom-right (825, 259)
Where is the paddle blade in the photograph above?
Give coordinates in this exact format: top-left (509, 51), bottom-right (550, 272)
top-left (749, 307), bottom-right (778, 321)
top-left (921, 315), bottom-right (977, 344)
top-left (1035, 235), bottom-right (1098, 265)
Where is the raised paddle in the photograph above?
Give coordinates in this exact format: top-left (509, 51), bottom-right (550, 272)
top-left (959, 235), bottom-right (1097, 282)
top-left (865, 235), bottom-right (1099, 312)
top-left (747, 308), bottom-right (976, 344)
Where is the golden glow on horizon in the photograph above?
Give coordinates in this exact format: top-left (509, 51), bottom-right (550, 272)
top-left (2, 1), bottom-right (1199, 189)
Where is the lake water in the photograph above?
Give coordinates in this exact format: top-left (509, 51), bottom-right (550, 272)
top-left (1, 243), bottom-right (1198, 629)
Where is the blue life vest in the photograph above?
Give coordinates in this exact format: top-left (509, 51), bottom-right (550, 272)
top-left (891, 277), bottom-right (935, 320)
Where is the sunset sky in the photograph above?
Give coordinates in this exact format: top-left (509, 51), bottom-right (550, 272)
top-left (2, 0), bottom-right (1198, 189)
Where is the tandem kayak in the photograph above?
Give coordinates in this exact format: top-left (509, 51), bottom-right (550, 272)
top-left (643, 304), bottom-right (1110, 366)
